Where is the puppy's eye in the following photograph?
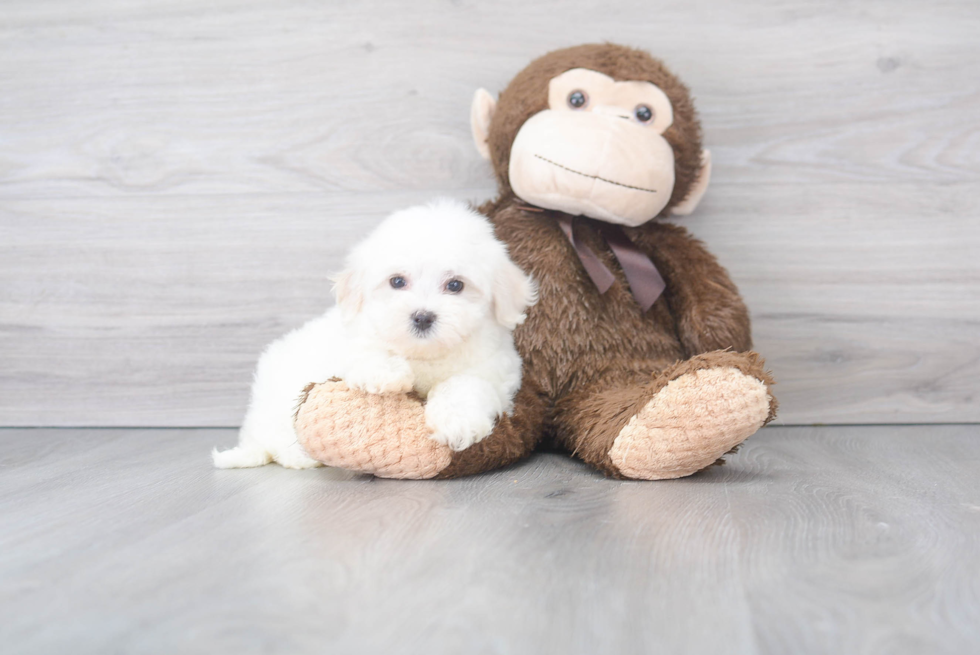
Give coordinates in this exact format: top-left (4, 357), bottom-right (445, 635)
top-left (445, 279), bottom-right (464, 294)
top-left (389, 276), bottom-right (407, 289)
top-left (567, 90), bottom-right (587, 109)
top-left (634, 104), bottom-right (653, 123)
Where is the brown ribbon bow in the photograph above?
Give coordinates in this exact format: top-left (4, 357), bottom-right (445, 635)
top-left (556, 214), bottom-right (666, 312)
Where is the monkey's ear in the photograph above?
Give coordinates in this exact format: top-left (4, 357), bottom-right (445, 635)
top-left (671, 149), bottom-right (712, 216)
top-left (471, 88), bottom-right (497, 161)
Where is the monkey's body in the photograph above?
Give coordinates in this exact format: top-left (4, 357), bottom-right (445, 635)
top-left (430, 198), bottom-right (775, 479)
top-left (295, 44), bottom-right (777, 480)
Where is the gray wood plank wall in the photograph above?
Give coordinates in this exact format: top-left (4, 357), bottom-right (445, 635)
top-left (4, 425), bottom-right (980, 654)
top-left (1, 0), bottom-right (978, 427)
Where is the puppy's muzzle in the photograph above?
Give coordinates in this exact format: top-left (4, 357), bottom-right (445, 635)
top-left (411, 310), bottom-right (437, 335)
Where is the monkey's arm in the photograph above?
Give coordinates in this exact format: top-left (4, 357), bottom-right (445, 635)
top-left (633, 222), bottom-right (753, 356)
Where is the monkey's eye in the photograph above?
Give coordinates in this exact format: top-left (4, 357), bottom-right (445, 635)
top-left (445, 279), bottom-right (464, 294)
top-left (634, 105), bottom-right (654, 123)
top-left (567, 90), bottom-right (588, 109)
top-left (389, 276), bottom-right (407, 289)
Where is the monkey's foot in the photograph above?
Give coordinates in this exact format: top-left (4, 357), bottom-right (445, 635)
top-left (608, 353), bottom-right (775, 480)
top-left (294, 380), bottom-right (452, 480)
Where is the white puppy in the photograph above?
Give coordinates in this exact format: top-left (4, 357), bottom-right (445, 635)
top-left (213, 199), bottom-right (537, 469)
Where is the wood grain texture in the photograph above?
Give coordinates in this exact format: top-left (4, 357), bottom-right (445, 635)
top-left (1, 0), bottom-right (977, 195)
top-left (3, 184), bottom-right (976, 426)
top-left (1, 0), bottom-right (978, 426)
top-left (1, 426), bottom-right (979, 654)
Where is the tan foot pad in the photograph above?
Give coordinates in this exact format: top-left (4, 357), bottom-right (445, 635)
top-left (295, 381), bottom-right (452, 480)
top-left (609, 367), bottom-right (771, 480)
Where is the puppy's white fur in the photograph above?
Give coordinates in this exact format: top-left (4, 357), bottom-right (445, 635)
top-left (213, 199), bottom-right (537, 469)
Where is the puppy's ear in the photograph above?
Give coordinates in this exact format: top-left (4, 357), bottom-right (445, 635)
top-left (493, 259), bottom-right (538, 330)
top-left (330, 270), bottom-right (363, 321)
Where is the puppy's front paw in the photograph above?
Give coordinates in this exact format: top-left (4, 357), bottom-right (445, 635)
top-left (425, 395), bottom-right (496, 452)
top-left (345, 356), bottom-right (414, 395)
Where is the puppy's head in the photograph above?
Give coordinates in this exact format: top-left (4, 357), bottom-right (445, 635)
top-left (332, 199), bottom-right (537, 360)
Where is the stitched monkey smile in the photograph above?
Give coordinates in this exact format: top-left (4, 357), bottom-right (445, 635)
top-left (533, 154), bottom-right (657, 194)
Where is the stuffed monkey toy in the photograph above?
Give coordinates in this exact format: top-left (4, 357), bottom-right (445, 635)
top-left (295, 43), bottom-right (777, 480)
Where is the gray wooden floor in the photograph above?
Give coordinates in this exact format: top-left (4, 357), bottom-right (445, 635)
top-left (2, 425), bottom-right (978, 654)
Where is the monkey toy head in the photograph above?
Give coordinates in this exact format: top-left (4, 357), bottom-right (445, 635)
top-left (471, 44), bottom-right (711, 226)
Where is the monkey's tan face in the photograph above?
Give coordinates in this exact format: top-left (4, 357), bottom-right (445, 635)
top-left (508, 69), bottom-right (677, 226)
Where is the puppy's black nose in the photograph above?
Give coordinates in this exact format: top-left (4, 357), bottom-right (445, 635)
top-left (411, 310), bottom-right (436, 333)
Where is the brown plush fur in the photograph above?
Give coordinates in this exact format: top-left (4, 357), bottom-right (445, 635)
top-left (456, 200), bottom-right (776, 478)
top-left (440, 44), bottom-right (777, 478)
